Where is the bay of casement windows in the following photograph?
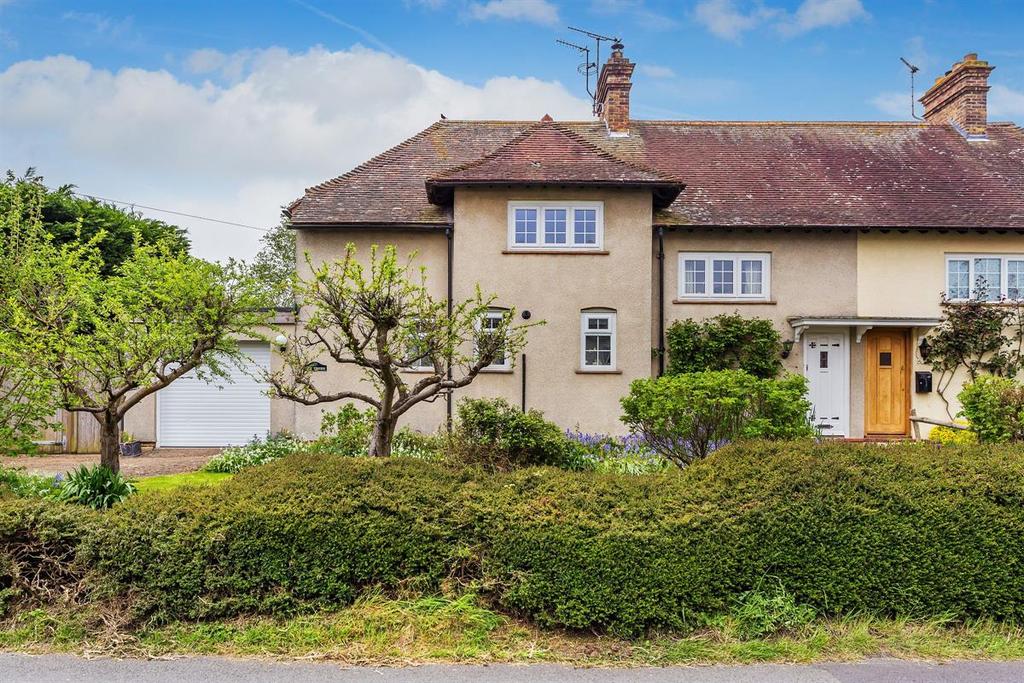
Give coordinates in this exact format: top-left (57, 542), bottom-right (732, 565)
top-left (946, 254), bottom-right (1024, 301)
top-left (678, 252), bottom-right (772, 302)
top-left (507, 201), bottom-right (604, 251)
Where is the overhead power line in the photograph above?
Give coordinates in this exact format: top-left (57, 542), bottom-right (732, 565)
top-left (71, 191), bottom-right (271, 232)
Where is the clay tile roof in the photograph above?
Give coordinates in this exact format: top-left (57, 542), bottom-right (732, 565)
top-left (288, 119), bottom-right (1024, 230)
top-left (425, 120), bottom-right (683, 208)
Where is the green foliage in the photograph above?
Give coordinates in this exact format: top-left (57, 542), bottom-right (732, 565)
top-left (54, 441), bottom-right (1024, 635)
top-left (1, 169), bottom-right (189, 275)
top-left (308, 403), bottom-right (376, 457)
top-left (53, 465), bottom-right (135, 509)
top-left (959, 376), bottom-right (1024, 443)
top-left (0, 178), bottom-right (272, 471)
top-left (0, 467), bottom-right (61, 499)
top-left (666, 314), bottom-right (782, 379)
top-left (929, 425), bottom-right (978, 446)
top-left (449, 398), bottom-right (584, 471)
top-left (620, 370), bottom-right (814, 466)
top-left (202, 434), bottom-right (304, 474)
top-left (724, 580), bottom-right (817, 639)
top-left (249, 219), bottom-right (296, 308)
top-left (134, 472), bottom-right (232, 494)
top-left (270, 244), bottom-right (537, 456)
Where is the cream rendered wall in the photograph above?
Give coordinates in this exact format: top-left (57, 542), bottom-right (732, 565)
top-left (293, 228), bottom-right (450, 437)
top-left (662, 229), bottom-right (864, 436)
top-left (451, 187), bottom-right (654, 435)
top-left (858, 231), bottom-right (1024, 431)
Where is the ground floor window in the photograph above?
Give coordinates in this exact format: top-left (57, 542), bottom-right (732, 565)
top-left (580, 310), bottom-right (616, 370)
top-left (480, 309), bottom-right (510, 369)
top-left (679, 252), bottom-right (771, 300)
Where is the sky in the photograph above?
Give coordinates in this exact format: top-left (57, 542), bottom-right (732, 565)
top-left (2, 0), bottom-right (1024, 262)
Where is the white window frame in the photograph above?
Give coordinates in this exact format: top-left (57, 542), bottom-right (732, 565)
top-left (479, 309), bottom-right (511, 370)
top-left (579, 310), bottom-right (616, 371)
top-left (407, 321), bottom-right (434, 371)
top-left (507, 201), bottom-right (604, 251)
top-left (677, 252), bottom-right (772, 301)
top-left (946, 254), bottom-right (1024, 301)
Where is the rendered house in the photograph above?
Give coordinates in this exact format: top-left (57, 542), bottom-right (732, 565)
top-left (117, 48), bottom-right (1024, 447)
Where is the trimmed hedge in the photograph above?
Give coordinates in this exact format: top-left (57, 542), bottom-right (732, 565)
top-left (5, 441), bottom-right (1024, 634)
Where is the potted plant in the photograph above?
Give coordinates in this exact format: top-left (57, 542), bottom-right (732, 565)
top-left (119, 432), bottom-right (143, 458)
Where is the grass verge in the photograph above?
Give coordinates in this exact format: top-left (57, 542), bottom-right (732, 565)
top-left (133, 471), bottom-right (232, 494)
top-left (2, 594), bottom-right (1023, 665)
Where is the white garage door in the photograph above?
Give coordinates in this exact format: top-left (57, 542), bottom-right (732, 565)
top-left (158, 342), bottom-right (272, 447)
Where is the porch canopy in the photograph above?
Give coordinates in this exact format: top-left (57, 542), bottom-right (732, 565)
top-left (788, 316), bottom-right (942, 343)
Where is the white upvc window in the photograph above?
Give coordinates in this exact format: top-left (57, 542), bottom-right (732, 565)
top-left (678, 252), bottom-right (771, 300)
top-left (580, 310), bottom-right (616, 371)
top-left (407, 322), bottom-right (434, 370)
top-left (946, 254), bottom-right (1024, 301)
top-left (508, 201), bottom-right (604, 250)
top-left (480, 309), bottom-right (510, 369)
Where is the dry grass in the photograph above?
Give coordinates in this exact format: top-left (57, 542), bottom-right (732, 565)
top-left (3, 594), bottom-right (1024, 666)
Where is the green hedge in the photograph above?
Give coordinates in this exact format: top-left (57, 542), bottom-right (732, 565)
top-left (6, 441), bottom-right (1024, 634)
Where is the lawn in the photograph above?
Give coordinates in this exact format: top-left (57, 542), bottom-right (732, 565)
top-left (133, 471), bottom-right (232, 493)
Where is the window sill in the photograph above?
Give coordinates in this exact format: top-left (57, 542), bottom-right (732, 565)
top-left (481, 367), bottom-right (514, 374)
top-left (503, 249), bottom-right (609, 255)
top-left (401, 368), bottom-right (437, 374)
top-left (673, 298), bottom-right (776, 305)
top-left (575, 369), bottom-right (622, 375)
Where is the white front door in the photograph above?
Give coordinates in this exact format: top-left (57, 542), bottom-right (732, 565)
top-left (804, 331), bottom-right (849, 436)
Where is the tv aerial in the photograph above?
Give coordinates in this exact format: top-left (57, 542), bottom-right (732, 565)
top-left (557, 26), bottom-right (623, 115)
top-left (900, 57), bottom-right (924, 121)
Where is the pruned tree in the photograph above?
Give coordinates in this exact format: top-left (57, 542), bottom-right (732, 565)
top-left (268, 244), bottom-right (536, 457)
top-left (0, 186), bottom-right (272, 472)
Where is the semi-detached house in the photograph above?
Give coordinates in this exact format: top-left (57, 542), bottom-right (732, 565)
top-left (122, 48), bottom-right (1024, 446)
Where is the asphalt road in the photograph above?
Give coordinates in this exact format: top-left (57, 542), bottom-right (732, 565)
top-left (2, 655), bottom-right (1024, 683)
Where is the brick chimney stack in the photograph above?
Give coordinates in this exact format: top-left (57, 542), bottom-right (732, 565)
top-left (595, 42), bottom-right (634, 136)
top-left (920, 53), bottom-right (995, 140)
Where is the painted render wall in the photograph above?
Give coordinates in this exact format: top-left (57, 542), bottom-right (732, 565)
top-left (858, 231), bottom-right (1024, 430)
top-left (660, 229), bottom-right (864, 436)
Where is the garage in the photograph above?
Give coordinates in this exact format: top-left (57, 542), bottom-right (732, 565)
top-left (157, 342), bottom-right (272, 447)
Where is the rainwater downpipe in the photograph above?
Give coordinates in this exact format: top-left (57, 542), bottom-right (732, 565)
top-left (657, 226), bottom-right (666, 376)
top-left (445, 225), bottom-right (454, 431)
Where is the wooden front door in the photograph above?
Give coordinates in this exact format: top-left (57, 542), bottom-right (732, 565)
top-left (864, 329), bottom-right (910, 436)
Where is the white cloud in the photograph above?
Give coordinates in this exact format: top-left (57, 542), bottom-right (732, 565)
top-left (467, 0), bottom-right (559, 26)
top-left (990, 84), bottom-right (1024, 118)
top-left (0, 46), bottom-right (590, 262)
top-left (693, 0), bottom-right (779, 41)
top-left (590, 0), bottom-right (679, 31)
top-left (783, 0), bottom-right (867, 34)
top-left (870, 91), bottom-right (914, 119)
top-left (61, 11), bottom-right (135, 38)
top-left (694, 0), bottom-right (866, 41)
top-left (638, 64), bottom-right (676, 79)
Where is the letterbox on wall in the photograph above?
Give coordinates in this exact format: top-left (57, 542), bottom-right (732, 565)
top-left (915, 371), bottom-right (933, 393)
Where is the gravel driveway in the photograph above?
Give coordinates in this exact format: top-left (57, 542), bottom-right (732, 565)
top-left (0, 448), bottom-right (221, 477)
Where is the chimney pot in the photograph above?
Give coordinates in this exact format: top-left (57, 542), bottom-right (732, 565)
top-left (920, 52), bottom-right (994, 139)
top-left (595, 43), bottom-right (634, 136)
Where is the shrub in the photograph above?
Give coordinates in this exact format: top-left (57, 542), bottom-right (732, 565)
top-left (563, 430), bottom-right (669, 475)
top-left (959, 376), bottom-right (1024, 443)
top-left (307, 403), bottom-right (376, 457)
top-left (56, 440), bottom-right (1024, 636)
top-left (0, 467), bottom-right (61, 499)
top-left (448, 398), bottom-right (583, 471)
top-left (53, 465), bottom-right (135, 509)
top-left (620, 370), bottom-right (814, 466)
top-left (929, 424), bottom-right (978, 446)
top-left (202, 433), bottom-right (303, 473)
top-left (666, 314), bottom-right (782, 379)
top-left (724, 580), bottom-right (817, 639)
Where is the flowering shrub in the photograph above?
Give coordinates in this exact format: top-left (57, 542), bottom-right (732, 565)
top-left (202, 433), bottom-right (303, 473)
top-left (564, 430), bottom-right (669, 475)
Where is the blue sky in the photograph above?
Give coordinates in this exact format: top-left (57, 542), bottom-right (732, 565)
top-left (2, 0), bottom-right (1023, 259)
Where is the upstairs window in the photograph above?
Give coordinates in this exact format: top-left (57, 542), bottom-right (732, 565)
top-left (580, 310), bottom-right (616, 371)
top-left (508, 202), bottom-right (603, 250)
top-left (947, 254), bottom-right (1024, 301)
top-left (678, 252), bottom-right (771, 301)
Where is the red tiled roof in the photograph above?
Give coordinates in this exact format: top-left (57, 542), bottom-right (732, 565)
top-left (425, 120), bottom-right (683, 208)
top-left (288, 119), bottom-right (1024, 229)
